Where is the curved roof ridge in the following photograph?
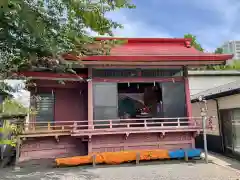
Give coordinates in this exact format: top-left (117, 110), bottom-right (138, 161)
top-left (95, 37), bottom-right (192, 44)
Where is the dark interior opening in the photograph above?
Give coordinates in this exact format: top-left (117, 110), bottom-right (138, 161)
top-left (118, 82), bottom-right (163, 119)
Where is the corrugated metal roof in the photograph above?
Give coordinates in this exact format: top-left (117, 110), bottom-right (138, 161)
top-left (191, 81), bottom-right (240, 100)
top-left (188, 70), bottom-right (240, 76)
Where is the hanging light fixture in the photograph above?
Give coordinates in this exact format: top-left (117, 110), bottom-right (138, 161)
top-left (128, 82), bottom-right (130, 87)
top-left (154, 81), bottom-right (156, 86)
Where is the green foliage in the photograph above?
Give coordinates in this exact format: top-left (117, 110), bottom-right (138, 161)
top-left (0, 121), bottom-right (20, 147)
top-left (207, 47), bottom-right (240, 70)
top-left (184, 33), bottom-right (204, 52)
top-left (0, 98), bottom-right (27, 146)
top-left (214, 47), bottom-right (223, 54)
top-left (208, 60), bottom-right (240, 70)
top-left (0, 97), bottom-right (28, 116)
top-left (0, 0), bottom-right (135, 79)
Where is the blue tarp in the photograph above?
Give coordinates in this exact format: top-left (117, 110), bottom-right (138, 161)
top-left (169, 149), bottom-right (202, 159)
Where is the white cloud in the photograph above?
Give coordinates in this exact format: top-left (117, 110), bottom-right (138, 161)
top-left (88, 10), bottom-right (172, 38)
top-left (106, 11), bottom-right (171, 38)
top-left (104, 0), bottom-right (240, 52)
top-left (13, 90), bottom-right (30, 107)
top-left (5, 80), bottom-right (30, 107)
top-left (191, 0), bottom-right (240, 51)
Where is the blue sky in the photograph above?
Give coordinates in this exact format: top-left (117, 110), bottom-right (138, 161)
top-left (106, 0), bottom-right (240, 51)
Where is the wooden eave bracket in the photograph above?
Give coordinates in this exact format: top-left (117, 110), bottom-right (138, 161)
top-left (55, 135), bottom-right (59, 143)
top-left (159, 132), bottom-right (165, 139)
top-left (193, 130), bottom-right (200, 138)
top-left (124, 132), bottom-right (130, 140)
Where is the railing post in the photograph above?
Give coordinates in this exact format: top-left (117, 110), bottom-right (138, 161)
top-left (24, 123), bottom-right (28, 132)
top-left (73, 122), bottom-right (77, 131)
top-left (177, 118), bottom-right (180, 127)
top-left (47, 122), bottom-right (51, 130)
top-left (144, 119), bottom-right (147, 128)
top-left (136, 152), bottom-right (140, 165)
top-left (92, 154), bottom-right (96, 167)
top-left (32, 123), bottom-right (35, 131)
top-left (193, 118), bottom-right (196, 126)
top-left (110, 120), bottom-right (112, 128)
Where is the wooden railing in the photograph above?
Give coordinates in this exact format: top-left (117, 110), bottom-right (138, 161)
top-left (21, 117), bottom-right (204, 137)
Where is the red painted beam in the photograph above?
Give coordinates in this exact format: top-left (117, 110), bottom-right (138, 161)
top-left (94, 37), bottom-right (191, 43)
top-left (80, 55), bottom-right (233, 61)
top-left (18, 71), bottom-right (88, 79)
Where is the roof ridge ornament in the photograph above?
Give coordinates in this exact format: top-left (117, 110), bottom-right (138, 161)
top-left (185, 39), bottom-right (191, 48)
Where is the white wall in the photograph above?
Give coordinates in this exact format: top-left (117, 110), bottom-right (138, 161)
top-left (191, 100), bottom-right (219, 136)
top-left (191, 93), bottom-right (240, 136)
top-left (189, 76), bottom-right (240, 95)
top-left (218, 94), bottom-right (240, 110)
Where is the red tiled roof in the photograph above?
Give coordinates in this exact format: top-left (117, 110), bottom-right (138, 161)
top-left (95, 37), bottom-right (199, 56)
top-left (63, 37), bottom-right (233, 62)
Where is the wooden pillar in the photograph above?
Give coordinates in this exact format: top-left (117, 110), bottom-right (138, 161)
top-left (88, 68), bottom-right (93, 127)
top-left (183, 67), bottom-right (192, 118)
top-left (191, 136), bottom-right (196, 148)
top-left (184, 149), bottom-right (189, 162)
top-left (15, 137), bottom-right (21, 166)
top-left (136, 152), bottom-right (140, 165)
top-left (184, 67), bottom-right (195, 146)
top-left (88, 68), bottom-right (93, 153)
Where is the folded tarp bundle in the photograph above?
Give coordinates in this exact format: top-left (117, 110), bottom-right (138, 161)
top-left (168, 149), bottom-right (202, 159)
top-left (55, 148), bottom-right (202, 167)
top-left (55, 149), bottom-right (170, 167)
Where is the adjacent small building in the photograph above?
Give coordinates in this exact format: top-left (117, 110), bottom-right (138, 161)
top-left (188, 70), bottom-right (240, 95)
top-left (191, 81), bottom-right (240, 158)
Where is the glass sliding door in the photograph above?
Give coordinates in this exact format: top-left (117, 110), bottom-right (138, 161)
top-left (221, 108), bottom-right (240, 154)
top-left (220, 110), bottom-right (233, 152)
top-left (93, 82), bottom-right (118, 128)
top-left (232, 109), bottom-right (240, 154)
top-left (161, 82), bottom-right (187, 118)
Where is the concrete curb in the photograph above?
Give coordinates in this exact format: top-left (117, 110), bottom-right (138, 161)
top-left (212, 161), bottom-right (240, 175)
top-left (208, 155), bottom-right (240, 175)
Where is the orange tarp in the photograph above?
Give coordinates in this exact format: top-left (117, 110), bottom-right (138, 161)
top-left (55, 149), bottom-right (170, 167)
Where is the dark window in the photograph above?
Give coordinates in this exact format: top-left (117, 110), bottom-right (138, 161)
top-left (36, 93), bottom-right (55, 123)
top-left (93, 83), bottom-right (118, 128)
top-left (161, 82), bottom-right (186, 118)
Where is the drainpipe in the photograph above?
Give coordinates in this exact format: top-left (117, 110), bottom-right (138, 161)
top-left (213, 98), bottom-right (224, 153)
